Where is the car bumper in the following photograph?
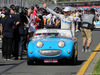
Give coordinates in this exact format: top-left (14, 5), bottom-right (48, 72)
top-left (28, 49), bottom-right (73, 60)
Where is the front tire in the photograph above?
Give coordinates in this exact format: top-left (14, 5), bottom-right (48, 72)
top-left (71, 46), bottom-right (78, 65)
top-left (27, 54), bottom-right (33, 65)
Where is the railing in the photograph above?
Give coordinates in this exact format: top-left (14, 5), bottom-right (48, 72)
top-left (0, 0), bottom-right (43, 8)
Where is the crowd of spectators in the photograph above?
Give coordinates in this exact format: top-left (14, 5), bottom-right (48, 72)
top-left (0, 3), bottom-right (99, 60)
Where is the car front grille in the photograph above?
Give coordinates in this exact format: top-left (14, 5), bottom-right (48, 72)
top-left (39, 49), bottom-right (62, 56)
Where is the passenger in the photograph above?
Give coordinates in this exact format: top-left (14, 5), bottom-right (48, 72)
top-left (42, 2), bottom-right (77, 41)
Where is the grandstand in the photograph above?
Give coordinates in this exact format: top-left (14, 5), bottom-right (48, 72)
top-left (57, 0), bottom-right (100, 7)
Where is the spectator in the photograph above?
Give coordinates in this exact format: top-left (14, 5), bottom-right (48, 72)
top-left (81, 8), bottom-right (99, 52)
top-left (37, 8), bottom-right (44, 29)
top-left (30, 4), bottom-right (39, 38)
top-left (0, 7), bottom-right (3, 41)
top-left (0, 8), bottom-right (14, 60)
top-left (11, 5), bottom-right (20, 60)
top-left (18, 7), bottom-right (28, 60)
top-left (26, 8), bottom-right (32, 38)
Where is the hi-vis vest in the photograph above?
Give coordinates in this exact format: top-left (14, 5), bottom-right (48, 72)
top-left (81, 14), bottom-right (95, 29)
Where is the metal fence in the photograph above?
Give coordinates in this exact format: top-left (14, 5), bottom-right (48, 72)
top-left (0, 0), bottom-right (56, 8)
top-left (0, 0), bottom-right (38, 8)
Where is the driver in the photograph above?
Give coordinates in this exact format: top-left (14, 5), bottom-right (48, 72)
top-left (42, 2), bottom-right (77, 41)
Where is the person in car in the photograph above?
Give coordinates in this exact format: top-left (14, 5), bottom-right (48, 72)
top-left (42, 2), bottom-right (77, 41)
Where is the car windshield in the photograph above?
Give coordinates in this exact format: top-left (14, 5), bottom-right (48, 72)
top-left (33, 29), bottom-right (73, 39)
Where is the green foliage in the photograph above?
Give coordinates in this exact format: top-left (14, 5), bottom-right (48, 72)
top-left (92, 58), bottom-right (100, 75)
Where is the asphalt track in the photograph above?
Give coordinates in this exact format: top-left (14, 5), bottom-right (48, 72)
top-left (0, 31), bottom-right (100, 75)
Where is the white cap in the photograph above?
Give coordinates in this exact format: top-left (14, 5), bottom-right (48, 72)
top-left (63, 7), bottom-right (71, 12)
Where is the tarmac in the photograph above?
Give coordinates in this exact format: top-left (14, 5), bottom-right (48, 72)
top-left (77, 43), bottom-right (100, 75)
top-left (0, 33), bottom-right (100, 75)
top-left (84, 48), bottom-right (100, 75)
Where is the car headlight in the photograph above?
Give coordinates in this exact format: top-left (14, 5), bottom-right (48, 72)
top-left (36, 41), bottom-right (43, 48)
top-left (58, 41), bottom-right (65, 48)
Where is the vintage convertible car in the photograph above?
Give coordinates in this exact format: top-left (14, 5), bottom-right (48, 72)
top-left (27, 29), bottom-right (78, 65)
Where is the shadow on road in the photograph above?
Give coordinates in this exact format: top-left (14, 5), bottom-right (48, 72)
top-left (0, 63), bottom-right (18, 66)
top-left (0, 60), bottom-right (26, 75)
top-left (27, 60), bottom-right (86, 66)
top-left (92, 50), bottom-right (100, 52)
top-left (19, 56), bottom-right (86, 66)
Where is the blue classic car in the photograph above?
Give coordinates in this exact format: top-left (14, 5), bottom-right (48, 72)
top-left (27, 29), bottom-right (78, 65)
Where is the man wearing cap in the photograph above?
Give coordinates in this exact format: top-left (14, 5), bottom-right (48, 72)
top-left (0, 8), bottom-right (15, 60)
top-left (42, 2), bottom-right (77, 40)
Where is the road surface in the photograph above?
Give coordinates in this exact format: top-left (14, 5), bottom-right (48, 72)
top-left (0, 31), bottom-right (100, 75)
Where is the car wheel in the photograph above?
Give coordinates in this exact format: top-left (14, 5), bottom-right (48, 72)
top-left (27, 54), bottom-right (33, 65)
top-left (71, 46), bottom-right (77, 65)
top-left (27, 54), bottom-right (37, 65)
